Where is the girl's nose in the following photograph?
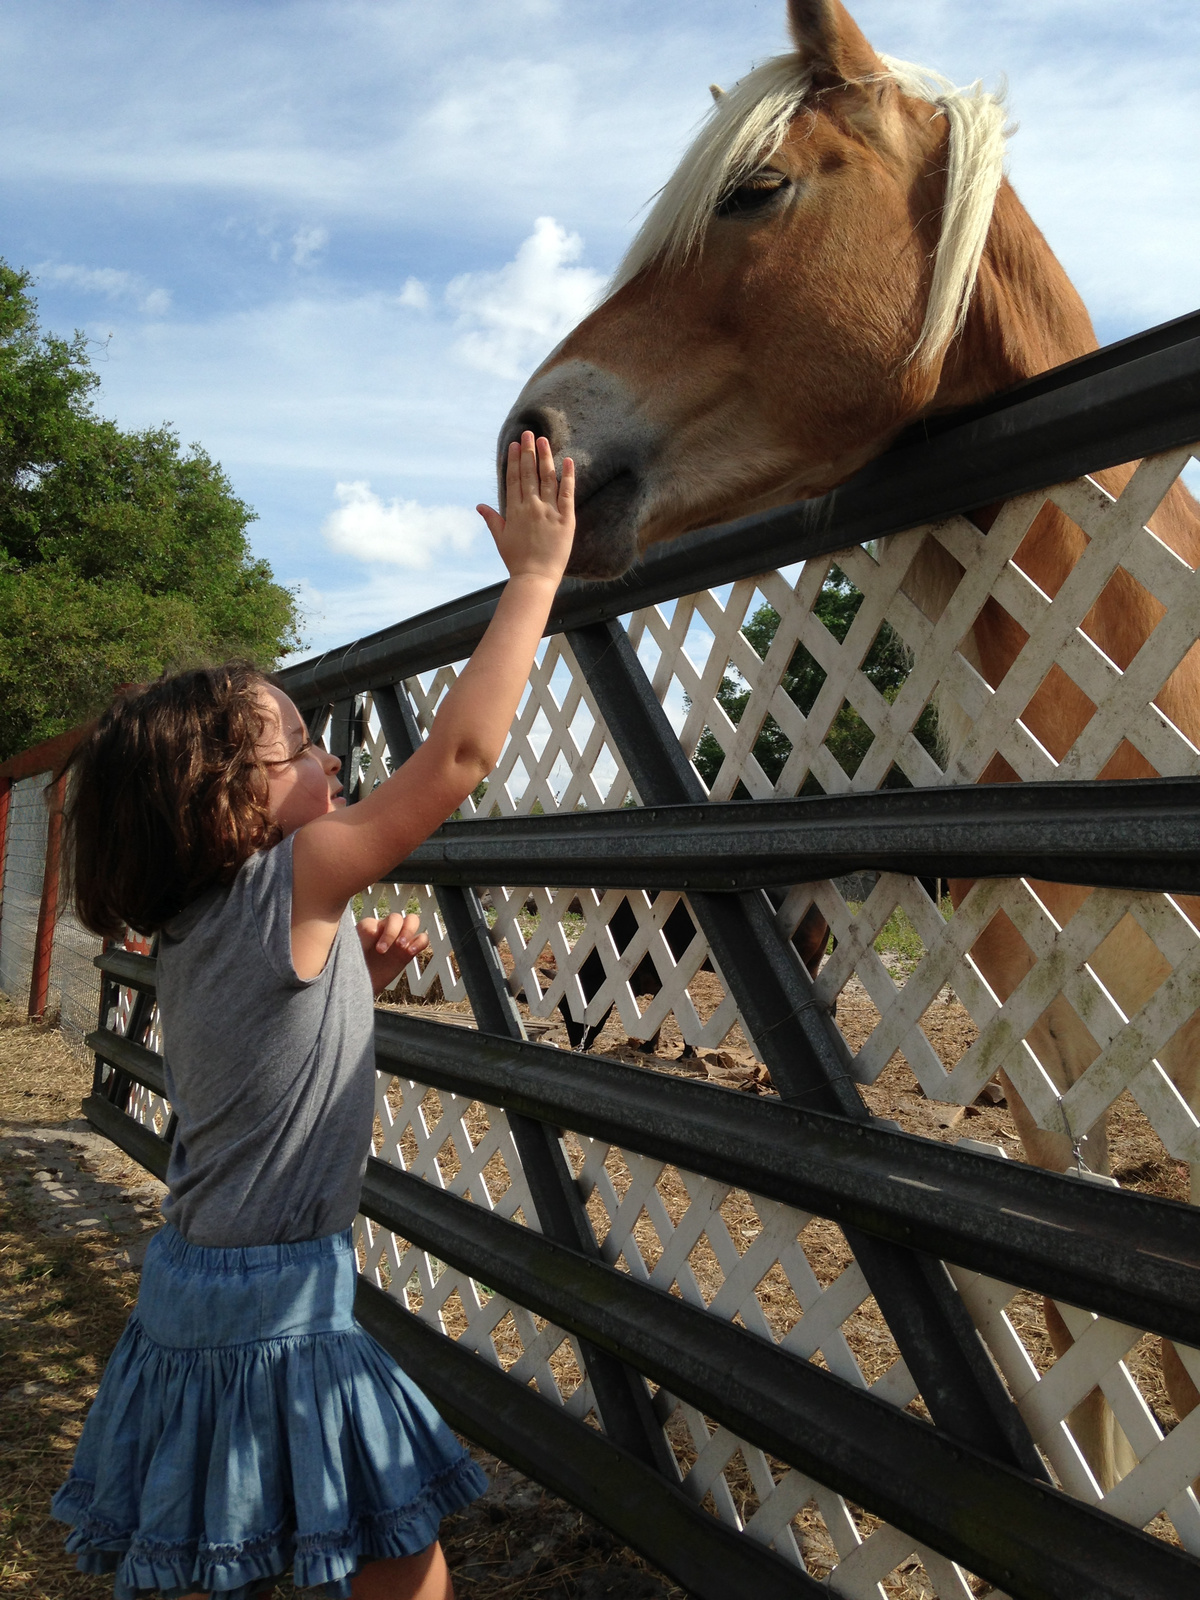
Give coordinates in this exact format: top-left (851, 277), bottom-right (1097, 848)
top-left (324, 751), bottom-right (341, 774)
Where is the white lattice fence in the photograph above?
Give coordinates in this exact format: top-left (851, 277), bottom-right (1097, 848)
top-left (357, 1074), bottom-right (996, 1596)
top-left (352, 445), bottom-right (1200, 1589)
top-left (361, 445), bottom-right (1200, 1157)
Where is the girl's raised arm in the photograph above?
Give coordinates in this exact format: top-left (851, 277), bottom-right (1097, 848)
top-left (289, 432), bottom-right (574, 973)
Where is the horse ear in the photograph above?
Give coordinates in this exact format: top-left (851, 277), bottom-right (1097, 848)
top-left (787, 0), bottom-right (882, 88)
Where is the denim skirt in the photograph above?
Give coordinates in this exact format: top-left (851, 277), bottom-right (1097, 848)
top-left (52, 1225), bottom-right (487, 1599)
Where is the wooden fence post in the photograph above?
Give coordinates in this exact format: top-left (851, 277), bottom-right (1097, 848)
top-left (0, 777), bottom-right (11, 975)
top-left (28, 770), bottom-right (67, 1020)
top-left (0, 776), bottom-right (11, 926)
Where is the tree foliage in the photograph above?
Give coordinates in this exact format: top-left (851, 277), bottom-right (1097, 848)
top-left (0, 261), bottom-right (300, 758)
top-left (692, 566), bottom-right (940, 792)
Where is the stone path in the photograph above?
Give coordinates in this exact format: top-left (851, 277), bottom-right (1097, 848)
top-left (0, 1119), bottom-right (165, 1268)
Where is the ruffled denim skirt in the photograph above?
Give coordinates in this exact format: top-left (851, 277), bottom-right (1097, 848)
top-left (52, 1225), bottom-right (487, 1599)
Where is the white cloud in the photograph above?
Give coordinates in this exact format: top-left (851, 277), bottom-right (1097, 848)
top-left (34, 260), bottom-right (171, 316)
top-left (8, 0), bottom-right (1198, 664)
top-left (291, 224), bottom-right (328, 267)
top-left (321, 481), bottom-right (479, 569)
top-left (398, 276), bottom-right (430, 310)
top-left (446, 216), bottom-right (606, 380)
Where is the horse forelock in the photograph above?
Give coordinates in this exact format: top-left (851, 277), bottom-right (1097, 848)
top-left (610, 56), bottom-right (814, 295)
top-left (610, 52), bottom-right (1010, 368)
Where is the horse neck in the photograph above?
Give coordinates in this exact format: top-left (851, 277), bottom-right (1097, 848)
top-left (929, 177), bottom-right (1100, 410)
top-left (908, 177), bottom-right (1200, 762)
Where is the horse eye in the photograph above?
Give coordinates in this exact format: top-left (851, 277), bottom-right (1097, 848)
top-left (715, 171), bottom-right (791, 218)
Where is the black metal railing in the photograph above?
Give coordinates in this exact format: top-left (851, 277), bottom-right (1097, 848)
top-left (83, 310), bottom-right (1200, 1600)
top-left (87, 949), bottom-right (1200, 1600)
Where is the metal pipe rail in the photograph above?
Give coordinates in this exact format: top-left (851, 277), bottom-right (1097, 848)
top-left (373, 1010), bottom-right (1200, 1349)
top-left (394, 775), bottom-right (1200, 896)
top-left (360, 1156), bottom-right (1200, 1600)
top-left (85, 951), bottom-right (1200, 1349)
top-left (276, 312), bottom-right (1200, 707)
top-left (81, 1033), bottom-right (1200, 1600)
top-left (86, 1028), bottom-right (167, 1097)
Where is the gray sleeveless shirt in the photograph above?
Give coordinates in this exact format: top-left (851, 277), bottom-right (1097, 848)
top-left (156, 834), bottom-right (376, 1247)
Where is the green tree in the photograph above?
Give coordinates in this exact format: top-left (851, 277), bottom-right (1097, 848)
top-left (0, 261), bottom-right (300, 758)
top-left (692, 566), bottom-right (939, 792)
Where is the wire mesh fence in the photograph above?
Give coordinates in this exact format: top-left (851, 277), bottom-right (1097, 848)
top-left (0, 774), bottom-right (51, 1012)
top-left (0, 767), bottom-right (103, 1047)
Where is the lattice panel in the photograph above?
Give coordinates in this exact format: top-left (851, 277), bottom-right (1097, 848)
top-left (362, 1083), bottom-right (990, 1594)
top-left (397, 637), bottom-right (638, 818)
top-left (361, 1070), bottom-right (596, 1422)
top-left (774, 873), bottom-right (1200, 1179)
top-left (950, 1253), bottom-right (1200, 1553)
top-left (363, 1074), bottom-right (1200, 1589)
top-left (573, 1132), bottom-right (980, 1593)
top-left (573, 1137), bottom-right (913, 1403)
top-left (623, 445), bottom-right (1200, 801)
top-left (344, 451), bottom-right (1200, 1153)
top-left (486, 884), bottom-right (742, 1048)
top-left (341, 449), bottom-right (1200, 1591)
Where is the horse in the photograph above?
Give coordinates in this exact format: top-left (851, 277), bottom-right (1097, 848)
top-left (496, 0), bottom-right (1200, 1490)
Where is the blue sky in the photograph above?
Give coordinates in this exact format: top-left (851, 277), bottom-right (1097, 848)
top-left (2, 0), bottom-right (1197, 658)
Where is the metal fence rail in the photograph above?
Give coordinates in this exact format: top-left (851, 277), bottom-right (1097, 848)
top-left (76, 309), bottom-right (1200, 1599)
top-left (87, 953), bottom-right (1200, 1600)
top-left (397, 776), bottom-right (1200, 896)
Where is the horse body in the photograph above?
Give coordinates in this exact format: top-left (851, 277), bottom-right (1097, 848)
top-left (500, 0), bottom-right (1200, 1484)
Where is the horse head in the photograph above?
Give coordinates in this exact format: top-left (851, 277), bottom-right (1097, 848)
top-left (496, 0), bottom-right (1022, 578)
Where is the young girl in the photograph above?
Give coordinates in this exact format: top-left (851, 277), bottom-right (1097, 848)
top-left (52, 433), bottom-right (575, 1600)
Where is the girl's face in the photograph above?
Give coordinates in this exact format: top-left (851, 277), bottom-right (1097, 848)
top-left (256, 685), bottom-right (343, 835)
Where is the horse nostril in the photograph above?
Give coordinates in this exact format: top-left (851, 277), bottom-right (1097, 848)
top-left (496, 407), bottom-right (567, 512)
top-left (500, 407), bottom-right (562, 458)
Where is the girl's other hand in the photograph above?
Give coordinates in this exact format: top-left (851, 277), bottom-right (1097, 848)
top-left (477, 432), bottom-right (574, 584)
top-left (356, 912), bottom-right (428, 994)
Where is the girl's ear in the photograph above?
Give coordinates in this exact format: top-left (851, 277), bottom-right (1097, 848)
top-left (787, 0), bottom-right (883, 90)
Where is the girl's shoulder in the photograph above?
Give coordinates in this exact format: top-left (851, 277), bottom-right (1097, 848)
top-left (162, 836), bottom-right (294, 947)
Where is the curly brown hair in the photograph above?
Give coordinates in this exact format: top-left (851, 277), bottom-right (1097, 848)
top-left (63, 663), bottom-right (283, 938)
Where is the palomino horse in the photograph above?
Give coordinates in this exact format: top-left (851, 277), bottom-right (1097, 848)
top-left (498, 0), bottom-right (1200, 1488)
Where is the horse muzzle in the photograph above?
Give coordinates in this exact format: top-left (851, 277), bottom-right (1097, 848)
top-left (496, 362), bottom-right (659, 579)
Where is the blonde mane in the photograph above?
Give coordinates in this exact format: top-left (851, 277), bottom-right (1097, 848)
top-left (611, 52), bottom-right (1009, 367)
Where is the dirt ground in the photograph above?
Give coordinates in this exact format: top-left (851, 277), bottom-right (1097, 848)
top-left (2, 958), bottom-right (1192, 1599)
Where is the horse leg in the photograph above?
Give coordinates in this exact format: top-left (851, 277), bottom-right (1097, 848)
top-left (1145, 1007), bottom-right (1200, 1435)
top-left (952, 880), bottom-right (1135, 1487)
top-left (999, 992), bottom-right (1137, 1489)
top-left (1041, 1300), bottom-right (1140, 1488)
top-left (1081, 901), bottom-right (1200, 1436)
top-left (1160, 1341), bottom-right (1200, 1477)
top-left (791, 901), bottom-right (830, 982)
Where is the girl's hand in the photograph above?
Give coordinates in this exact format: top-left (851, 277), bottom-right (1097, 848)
top-left (356, 912), bottom-right (428, 995)
top-left (291, 433), bottom-right (574, 956)
top-left (477, 432), bottom-right (575, 583)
